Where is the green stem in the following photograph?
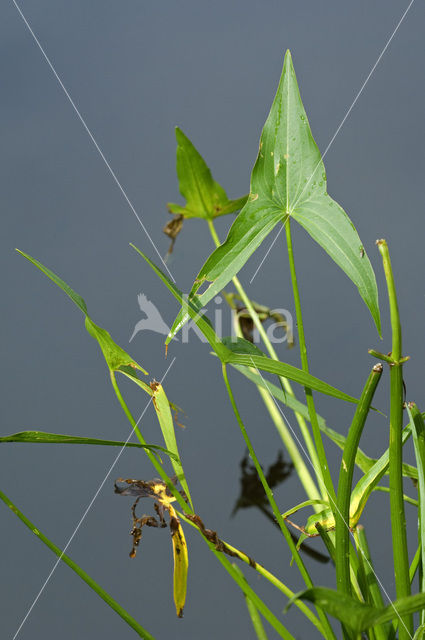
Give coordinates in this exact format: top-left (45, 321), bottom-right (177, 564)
top-left (208, 546), bottom-right (295, 639)
top-left (335, 364), bottom-right (383, 597)
top-left (256, 384), bottom-right (321, 500)
top-left (0, 489), bottom-right (154, 639)
top-left (231, 304), bottom-right (321, 502)
top-left (285, 217), bottom-right (335, 505)
top-left (377, 239), bottom-right (412, 638)
top-left (406, 402), bottom-right (425, 626)
top-left (207, 218), bottom-right (324, 502)
top-left (222, 363), bottom-right (336, 640)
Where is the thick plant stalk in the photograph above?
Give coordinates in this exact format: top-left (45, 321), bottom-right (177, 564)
top-left (335, 364), bottom-right (383, 597)
top-left (0, 490), bottom-right (154, 640)
top-left (285, 217), bottom-right (335, 506)
top-left (377, 239), bottom-right (412, 638)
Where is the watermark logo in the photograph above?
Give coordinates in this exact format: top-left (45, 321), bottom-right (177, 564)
top-left (129, 293), bottom-right (293, 345)
top-left (129, 294), bottom-right (174, 342)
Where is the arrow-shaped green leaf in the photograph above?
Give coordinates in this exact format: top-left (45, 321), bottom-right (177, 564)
top-left (167, 50), bottom-right (380, 343)
top-left (168, 127), bottom-right (247, 219)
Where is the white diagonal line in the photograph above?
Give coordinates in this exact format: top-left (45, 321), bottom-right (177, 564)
top-left (12, 357), bottom-right (177, 640)
top-left (249, 225), bottom-right (284, 284)
top-left (11, 0), bottom-right (175, 283)
top-left (250, 0), bottom-right (416, 284)
top-left (250, 360), bottom-right (412, 638)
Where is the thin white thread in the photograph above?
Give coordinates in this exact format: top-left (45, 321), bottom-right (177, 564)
top-left (250, 0), bottom-right (416, 283)
top-left (251, 361), bottom-right (412, 638)
top-left (250, 226), bottom-right (284, 284)
top-left (12, 357), bottom-right (176, 639)
top-left (11, 0), bottom-right (175, 283)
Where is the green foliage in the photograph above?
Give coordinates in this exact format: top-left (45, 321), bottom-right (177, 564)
top-left (5, 50), bottom-right (421, 640)
top-left (0, 430), bottom-right (178, 460)
top-left (133, 245), bottom-right (360, 404)
top-left (168, 127), bottom-right (247, 219)
top-left (166, 50), bottom-right (380, 344)
top-left (17, 249), bottom-right (148, 380)
top-left (288, 588), bottom-right (425, 634)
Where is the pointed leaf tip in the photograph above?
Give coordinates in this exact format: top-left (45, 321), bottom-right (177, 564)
top-left (175, 53), bottom-right (381, 336)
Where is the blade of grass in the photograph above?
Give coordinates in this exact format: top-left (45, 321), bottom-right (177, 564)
top-left (211, 550), bottom-right (295, 640)
top-left (0, 489), bottom-right (155, 639)
top-left (166, 51), bottom-right (380, 342)
top-left (288, 587), bottom-right (425, 633)
top-left (353, 526), bottom-right (390, 640)
top-left (233, 366), bottom-right (420, 481)
top-left (410, 544), bottom-right (421, 585)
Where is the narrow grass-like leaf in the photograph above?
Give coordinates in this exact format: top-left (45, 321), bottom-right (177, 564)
top-left (289, 419), bottom-right (415, 544)
top-left (226, 353), bottom-right (358, 404)
top-left (166, 50), bottom-right (380, 343)
top-left (133, 247), bottom-right (359, 404)
top-left (354, 526), bottom-right (390, 640)
top-left (372, 486), bottom-right (417, 507)
top-left (232, 564), bottom-right (268, 640)
top-left (150, 382), bottom-right (192, 509)
top-left (17, 249), bottom-right (148, 377)
top-left (0, 489), bottom-right (154, 639)
top-left (131, 244), bottom-right (228, 360)
top-left (0, 430), bottom-right (179, 461)
top-left (16, 249), bottom-right (88, 314)
top-left (413, 624), bottom-right (425, 640)
top-left (377, 239), bottom-right (411, 637)
top-left (288, 587), bottom-right (425, 633)
top-left (335, 364), bottom-right (382, 597)
top-left (314, 523), bottom-right (336, 563)
top-left (406, 402), bottom-right (425, 624)
top-left (235, 362), bottom-right (419, 481)
top-left (167, 127), bottom-right (247, 219)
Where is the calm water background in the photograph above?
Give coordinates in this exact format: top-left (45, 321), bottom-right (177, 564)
top-left (1, 2), bottom-right (425, 638)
